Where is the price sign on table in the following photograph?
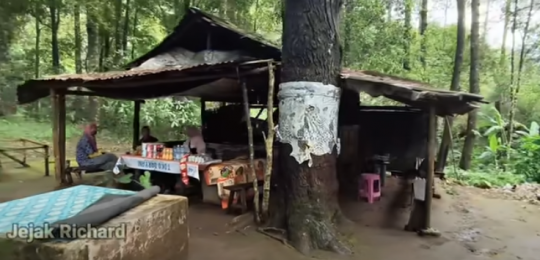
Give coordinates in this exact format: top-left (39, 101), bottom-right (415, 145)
top-left (187, 163), bottom-right (199, 179)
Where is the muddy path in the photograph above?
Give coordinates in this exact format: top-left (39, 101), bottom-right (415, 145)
top-left (1, 164), bottom-right (539, 260)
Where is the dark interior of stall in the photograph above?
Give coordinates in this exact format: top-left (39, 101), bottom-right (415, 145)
top-left (201, 102), bottom-right (275, 160)
top-left (337, 105), bottom-right (428, 197)
top-left (196, 98), bottom-right (428, 199)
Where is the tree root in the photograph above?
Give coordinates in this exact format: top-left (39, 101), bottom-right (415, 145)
top-left (257, 227), bottom-right (294, 249)
top-left (304, 220), bottom-right (353, 255)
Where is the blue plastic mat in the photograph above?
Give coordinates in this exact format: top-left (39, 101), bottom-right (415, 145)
top-left (0, 185), bottom-right (134, 234)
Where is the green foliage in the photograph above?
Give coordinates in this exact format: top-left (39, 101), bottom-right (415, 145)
top-left (514, 135), bottom-right (540, 182)
top-left (466, 105), bottom-right (540, 185)
top-left (446, 169), bottom-right (526, 189)
top-left (115, 171), bottom-right (152, 188)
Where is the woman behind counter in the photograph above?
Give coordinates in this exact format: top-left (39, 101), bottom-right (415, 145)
top-left (183, 126), bottom-right (206, 155)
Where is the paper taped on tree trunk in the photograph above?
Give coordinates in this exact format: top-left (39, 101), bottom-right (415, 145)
top-left (277, 81), bottom-right (341, 166)
top-left (414, 177), bottom-right (426, 201)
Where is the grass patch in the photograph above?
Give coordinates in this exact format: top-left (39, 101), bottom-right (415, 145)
top-left (446, 168), bottom-right (526, 188)
top-left (0, 115), bottom-right (80, 142)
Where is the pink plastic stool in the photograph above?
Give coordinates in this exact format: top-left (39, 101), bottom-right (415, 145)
top-left (359, 173), bottom-right (381, 203)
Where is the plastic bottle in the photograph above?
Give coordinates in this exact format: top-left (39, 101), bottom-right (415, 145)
top-left (173, 146), bottom-right (179, 160)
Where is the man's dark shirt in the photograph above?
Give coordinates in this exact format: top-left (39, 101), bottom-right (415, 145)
top-left (138, 136), bottom-right (158, 145)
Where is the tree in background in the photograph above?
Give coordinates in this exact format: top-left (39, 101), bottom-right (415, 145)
top-left (459, 0), bottom-right (480, 169)
top-left (268, 0), bottom-right (351, 255)
top-left (436, 0), bottom-right (466, 172)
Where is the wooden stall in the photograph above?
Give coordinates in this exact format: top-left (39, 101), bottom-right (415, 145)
top-left (15, 7), bottom-right (486, 230)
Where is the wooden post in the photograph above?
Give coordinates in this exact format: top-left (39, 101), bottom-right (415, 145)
top-left (200, 100), bottom-right (206, 131)
top-left (51, 89), bottom-right (66, 184)
top-left (261, 62), bottom-right (275, 219)
top-left (132, 100), bottom-right (141, 150)
top-left (44, 144), bottom-right (49, 177)
top-left (58, 92), bottom-right (66, 183)
top-left (241, 80), bottom-right (260, 223)
top-left (21, 139), bottom-right (27, 164)
top-left (424, 106), bottom-right (436, 229)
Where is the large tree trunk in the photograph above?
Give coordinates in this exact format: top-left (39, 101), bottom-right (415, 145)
top-left (268, 0), bottom-right (351, 255)
top-left (435, 0), bottom-right (466, 172)
top-left (459, 0), bottom-right (480, 170)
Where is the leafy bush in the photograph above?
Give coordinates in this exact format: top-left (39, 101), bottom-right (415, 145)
top-left (446, 169), bottom-right (526, 188)
top-left (514, 134), bottom-right (540, 182)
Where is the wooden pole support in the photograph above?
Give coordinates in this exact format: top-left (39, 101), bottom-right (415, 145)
top-left (132, 101), bottom-right (141, 150)
top-left (424, 106), bottom-right (436, 229)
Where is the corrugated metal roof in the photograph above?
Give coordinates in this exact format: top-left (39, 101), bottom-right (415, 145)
top-left (35, 61), bottom-right (239, 82)
top-left (341, 68), bottom-right (484, 100)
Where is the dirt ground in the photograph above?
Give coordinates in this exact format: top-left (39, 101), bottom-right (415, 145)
top-left (1, 157), bottom-right (539, 260)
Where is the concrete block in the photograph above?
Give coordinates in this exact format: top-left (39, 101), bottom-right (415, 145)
top-left (0, 195), bottom-right (189, 260)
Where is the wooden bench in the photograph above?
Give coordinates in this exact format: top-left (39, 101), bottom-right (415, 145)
top-left (64, 160), bottom-right (103, 184)
top-left (223, 180), bottom-right (264, 214)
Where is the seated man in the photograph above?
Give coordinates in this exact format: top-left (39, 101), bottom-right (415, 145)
top-left (138, 126), bottom-right (158, 145)
top-left (76, 123), bottom-right (118, 171)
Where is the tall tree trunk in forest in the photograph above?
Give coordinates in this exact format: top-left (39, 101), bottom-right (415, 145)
top-left (403, 0), bottom-right (413, 71)
top-left (96, 27), bottom-right (111, 123)
top-left (49, 0), bottom-right (61, 74)
top-left (34, 17), bottom-right (41, 78)
top-left (509, 0), bottom-right (517, 89)
top-left (386, 0), bottom-right (393, 21)
top-left (34, 14), bottom-right (42, 112)
top-left (184, 0), bottom-right (190, 13)
top-left (121, 0), bottom-right (131, 56)
top-left (267, 0), bottom-right (351, 255)
top-left (505, 0), bottom-right (517, 146)
top-left (224, 0), bottom-right (237, 24)
top-left (86, 9), bottom-right (99, 121)
top-left (436, 0), bottom-right (466, 172)
top-left (74, 3), bottom-right (82, 74)
top-left (507, 0), bottom-right (533, 145)
top-left (459, 0), bottom-right (480, 170)
top-left (419, 0), bottom-right (428, 71)
top-left (500, 0), bottom-right (511, 62)
top-left (113, 0), bottom-right (123, 64)
top-left (252, 0), bottom-right (260, 32)
top-left (496, 0), bottom-right (511, 111)
top-left (131, 8), bottom-right (138, 60)
top-left (73, 1), bottom-right (84, 119)
top-left (482, 0), bottom-right (490, 41)
top-left (343, 0), bottom-right (354, 66)
top-left (99, 25), bottom-right (111, 72)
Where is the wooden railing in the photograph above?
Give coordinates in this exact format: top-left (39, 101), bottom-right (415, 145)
top-left (0, 138), bottom-right (50, 176)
